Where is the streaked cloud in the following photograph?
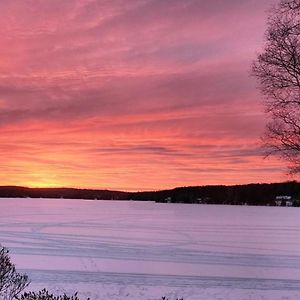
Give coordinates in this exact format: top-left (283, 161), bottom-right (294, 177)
top-left (0, 0), bottom-right (291, 190)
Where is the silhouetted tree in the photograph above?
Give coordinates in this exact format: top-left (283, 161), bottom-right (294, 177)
top-left (0, 246), bottom-right (29, 300)
top-left (19, 289), bottom-right (88, 300)
top-left (0, 245), bottom-right (90, 300)
top-left (253, 0), bottom-right (300, 174)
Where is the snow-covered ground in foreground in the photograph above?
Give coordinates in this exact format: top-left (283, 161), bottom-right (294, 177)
top-left (1, 198), bottom-right (300, 300)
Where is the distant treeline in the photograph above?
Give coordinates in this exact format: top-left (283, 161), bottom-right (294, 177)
top-left (130, 181), bottom-right (300, 206)
top-left (0, 181), bottom-right (299, 206)
top-left (0, 186), bottom-right (128, 200)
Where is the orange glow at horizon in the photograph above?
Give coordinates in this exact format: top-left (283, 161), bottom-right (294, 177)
top-left (0, 117), bottom-right (292, 191)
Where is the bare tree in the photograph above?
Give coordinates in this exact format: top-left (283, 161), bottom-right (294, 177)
top-left (0, 245), bottom-right (88, 300)
top-left (253, 0), bottom-right (300, 174)
top-left (0, 246), bottom-right (29, 300)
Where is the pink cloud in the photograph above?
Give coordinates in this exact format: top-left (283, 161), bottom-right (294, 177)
top-left (0, 0), bottom-right (292, 190)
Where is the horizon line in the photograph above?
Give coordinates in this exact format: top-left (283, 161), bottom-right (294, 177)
top-left (0, 180), bottom-right (298, 193)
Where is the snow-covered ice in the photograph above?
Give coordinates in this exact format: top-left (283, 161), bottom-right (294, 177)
top-left (1, 198), bottom-right (300, 299)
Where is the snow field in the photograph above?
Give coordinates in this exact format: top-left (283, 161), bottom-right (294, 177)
top-left (0, 198), bottom-right (300, 299)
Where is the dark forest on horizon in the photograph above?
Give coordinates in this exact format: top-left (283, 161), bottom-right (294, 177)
top-left (0, 181), bottom-right (299, 206)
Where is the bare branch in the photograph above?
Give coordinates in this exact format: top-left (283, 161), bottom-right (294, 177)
top-left (0, 245), bottom-right (30, 300)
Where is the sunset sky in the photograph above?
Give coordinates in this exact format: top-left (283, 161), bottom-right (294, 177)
top-left (0, 0), bottom-right (294, 191)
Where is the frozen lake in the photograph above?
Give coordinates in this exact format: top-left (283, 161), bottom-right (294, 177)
top-left (1, 198), bottom-right (300, 300)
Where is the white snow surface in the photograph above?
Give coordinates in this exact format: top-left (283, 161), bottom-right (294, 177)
top-left (1, 198), bottom-right (300, 300)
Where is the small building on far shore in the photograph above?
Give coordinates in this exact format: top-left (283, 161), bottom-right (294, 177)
top-left (162, 197), bottom-right (172, 203)
top-left (275, 195), bottom-right (293, 206)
